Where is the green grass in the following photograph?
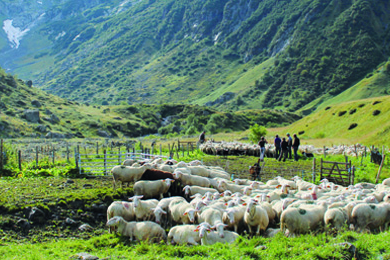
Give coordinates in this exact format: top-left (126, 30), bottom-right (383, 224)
top-left (0, 231), bottom-right (389, 259)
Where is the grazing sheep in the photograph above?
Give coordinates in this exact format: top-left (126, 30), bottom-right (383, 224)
top-left (106, 216), bottom-right (166, 243)
top-left (223, 206), bottom-right (246, 233)
top-left (175, 171), bottom-right (211, 188)
top-left (106, 201), bottom-right (134, 233)
top-left (351, 202), bottom-right (390, 233)
top-left (112, 163), bottom-right (153, 189)
top-left (243, 199), bottom-right (269, 236)
top-left (280, 202), bottom-right (328, 237)
top-left (139, 169), bottom-right (175, 181)
top-left (133, 178), bottom-right (174, 199)
top-left (128, 196), bottom-right (158, 221)
top-left (152, 197), bottom-right (186, 228)
top-left (167, 224), bottom-right (201, 245)
top-left (197, 207), bottom-right (225, 237)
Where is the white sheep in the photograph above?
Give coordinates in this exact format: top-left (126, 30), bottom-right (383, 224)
top-left (106, 216), bottom-right (166, 243)
top-left (106, 201), bottom-right (134, 233)
top-left (111, 163), bottom-right (153, 189)
top-left (133, 178), bottom-right (174, 199)
top-left (243, 199), bottom-right (269, 236)
top-left (195, 223), bottom-right (239, 245)
top-left (183, 185), bottom-right (218, 197)
top-left (382, 178), bottom-right (390, 186)
top-left (167, 224), bottom-right (201, 245)
top-left (222, 205), bottom-right (246, 233)
top-left (168, 199), bottom-right (197, 225)
top-left (351, 202), bottom-right (390, 232)
top-left (152, 196), bottom-right (186, 228)
top-left (280, 201), bottom-right (328, 237)
top-left (197, 207), bottom-right (226, 237)
top-left (217, 180), bottom-right (243, 193)
top-left (175, 171), bottom-right (211, 188)
top-left (128, 195), bottom-right (158, 221)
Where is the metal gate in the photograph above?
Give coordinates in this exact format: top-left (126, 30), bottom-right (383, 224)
top-left (320, 159), bottom-right (355, 186)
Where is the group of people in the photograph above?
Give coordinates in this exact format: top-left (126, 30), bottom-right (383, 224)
top-left (258, 133), bottom-right (300, 162)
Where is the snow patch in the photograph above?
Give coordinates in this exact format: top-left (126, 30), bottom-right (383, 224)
top-left (55, 31), bottom-right (66, 40)
top-left (37, 1), bottom-right (43, 4)
top-left (214, 32), bottom-right (221, 42)
top-left (73, 33), bottom-right (81, 41)
top-left (2, 19), bottom-right (30, 49)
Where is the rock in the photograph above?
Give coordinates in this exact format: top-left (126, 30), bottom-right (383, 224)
top-left (66, 179), bottom-right (75, 184)
top-left (79, 224), bottom-right (94, 232)
top-left (97, 130), bottom-right (110, 137)
top-left (17, 100), bottom-right (26, 106)
top-left (24, 109), bottom-right (40, 123)
top-left (65, 217), bottom-right (78, 226)
top-left (31, 100), bottom-right (42, 107)
top-left (71, 252), bottom-right (99, 260)
top-left (28, 207), bottom-right (46, 224)
top-left (0, 102), bottom-right (7, 109)
top-left (205, 92), bottom-right (235, 107)
top-left (45, 109), bottom-right (53, 115)
top-left (74, 132), bottom-right (85, 138)
top-left (83, 184), bottom-right (93, 189)
top-left (36, 124), bottom-right (50, 133)
top-left (113, 117), bottom-right (122, 120)
top-left (50, 114), bottom-right (60, 124)
top-left (45, 131), bottom-right (66, 139)
top-left (16, 218), bottom-right (31, 231)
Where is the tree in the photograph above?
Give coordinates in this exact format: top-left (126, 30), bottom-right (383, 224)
top-left (248, 124), bottom-right (267, 143)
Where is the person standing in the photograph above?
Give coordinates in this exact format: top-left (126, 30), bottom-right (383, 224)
top-left (287, 133), bottom-right (293, 159)
top-left (278, 137), bottom-right (288, 162)
top-left (258, 136), bottom-right (267, 161)
top-left (199, 131), bottom-right (206, 144)
top-left (274, 135), bottom-right (281, 159)
top-left (292, 133), bottom-right (300, 161)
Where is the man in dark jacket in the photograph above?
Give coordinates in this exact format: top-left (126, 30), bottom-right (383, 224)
top-left (199, 131), bottom-right (206, 144)
top-left (278, 137), bottom-right (288, 162)
top-left (292, 134), bottom-right (300, 161)
top-left (287, 133), bottom-right (293, 159)
top-left (274, 135), bottom-right (281, 159)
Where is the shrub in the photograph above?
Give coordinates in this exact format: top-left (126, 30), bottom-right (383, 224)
top-left (325, 106), bottom-right (331, 110)
top-left (248, 124), bottom-right (267, 143)
top-left (373, 110), bottom-right (381, 116)
top-left (348, 123), bottom-right (358, 130)
top-left (373, 101), bottom-right (382, 105)
top-left (298, 131), bottom-right (305, 135)
top-left (358, 104), bottom-right (365, 108)
top-left (349, 109), bottom-right (357, 115)
top-left (338, 111), bottom-right (347, 116)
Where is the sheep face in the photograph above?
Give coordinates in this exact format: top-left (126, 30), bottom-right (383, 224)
top-left (152, 206), bottom-right (166, 224)
top-left (106, 216), bottom-right (121, 227)
top-left (129, 195), bottom-right (144, 207)
top-left (183, 209), bottom-right (197, 223)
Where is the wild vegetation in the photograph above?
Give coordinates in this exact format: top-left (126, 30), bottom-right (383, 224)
top-left (1, 0), bottom-right (389, 112)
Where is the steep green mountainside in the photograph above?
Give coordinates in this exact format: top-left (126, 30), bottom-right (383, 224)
top-left (275, 95), bottom-right (390, 146)
top-left (1, 0), bottom-right (390, 112)
top-left (0, 67), bottom-right (300, 138)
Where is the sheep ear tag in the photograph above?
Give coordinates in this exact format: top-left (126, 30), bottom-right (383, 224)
top-left (183, 212), bottom-right (188, 216)
top-left (298, 209), bottom-right (306, 215)
top-left (194, 228), bottom-right (199, 232)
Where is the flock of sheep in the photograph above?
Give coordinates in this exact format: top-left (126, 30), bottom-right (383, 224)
top-left (200, 141), bottom-right (368, 157)
top-left (107, 157), bottom-right (390, 245)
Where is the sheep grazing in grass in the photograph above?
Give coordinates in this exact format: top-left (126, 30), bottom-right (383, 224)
top-left (243, 199), bottom-right (269, 236)
top-left (351, 202), bottom-right (390, 233)
top-left (194, 223), bottom-right (239, 245)
top-left (111, 163), bottom-right (154, 189)
top-left (106, 216), bottom-right (166, 243)
top-left (106, 201), bottom-right (134, 233)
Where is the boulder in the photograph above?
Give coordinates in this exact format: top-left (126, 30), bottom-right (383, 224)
top-left (24, 109), bottom-right (40, 123)
top-left (50, 114), bottom-right (60, 124)
top-left (97, 130), bottom-right (110, 137)
top-left (45, 131), bottom-right (66, 139)
top-left (31, 100), bottom-right (42, 107)
top-left (28, 207), bottom-right (46, 224)
top-left (36, 125), bottom-right (51, 133)
top-left (45, 109), bottom-right (53, 115)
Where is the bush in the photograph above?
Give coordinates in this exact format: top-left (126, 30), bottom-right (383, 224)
top-left (349, 109), bottom-right (357, 115)
top-left (338, 111), bottom-right (347, 116)
top-left (348, 123), bottom-right (358, 130)
top-left (248, 124), bottom-right (267, 143)
top-left (373, 110), bottom-right (381, 116)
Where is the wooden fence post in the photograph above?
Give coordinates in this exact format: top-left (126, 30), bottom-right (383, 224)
top-left (66, 144), bottom-right (69, 162)
top-left (52, 149), bottom-right (55, 165)
top-left (18, 150), bottom-right (22, 171)
top-left (36, 146), bottom-right (39, 167)
top-left (96, 142), bottom-right (99, 155)
top-left (0, 139), bottom-right (3, 170)
top-left (104, 149), bottom-right (107, 175)
top-left (168, 144), bottom-right (171, 158)
top-left (376, 155), bottom-right (386, 184)
top-left (323, 146), bottom-right (326, 158)
top-left (187, 143), bottom-right (189, 156)
top-left (74, 148), bottom-right (78, 168)
top-left (160, 144), bottom-right (162, 156)
top-left (118, 147), bottom-right (121, 164)
top-left (312, 158), bottom-right (316, 183)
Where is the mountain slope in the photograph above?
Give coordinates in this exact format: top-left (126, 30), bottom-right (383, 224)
top-left (1, 0), bottom-right (390, 112)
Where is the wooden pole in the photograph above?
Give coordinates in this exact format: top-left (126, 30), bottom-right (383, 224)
top-left (35, 146), bottom-right (38, 167)
top-left (312, 157), bottom-right (316, 183)
top-left (187, 143), bottom-right (189, 156)
top-left (160, 144), bottom-right (162, 156)
top-left (18, 150), bottom-right (22, 171)
top-left (52, 149), bottom-right (55, 165)
top-left (104, 149), bottom-right (107, 175)
top-left (323, 146), bottom-right (326, 158)
top-left (376, 154), bottom-right (386, 184)
top-left (118, 147), bottom-right (121, 164)
top-left (66, 144), bottom-right (69, 162)
top-left (168, 144), bottom-right (171, 158)
top-left (96, 142), bottom-right (99, 155)
top-left (0, 139), bottom-right (3, 170)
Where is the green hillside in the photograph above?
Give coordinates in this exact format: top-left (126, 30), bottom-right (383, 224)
top-left (0, 67), bottom-right (300, 138)
top-left (1, 0), bottom-right (389, 113)
top-left (274, 95), bottom-right (390, 146)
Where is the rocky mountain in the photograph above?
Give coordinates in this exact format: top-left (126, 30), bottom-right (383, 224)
top-left (1, 0), bottom-right (389, 113)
